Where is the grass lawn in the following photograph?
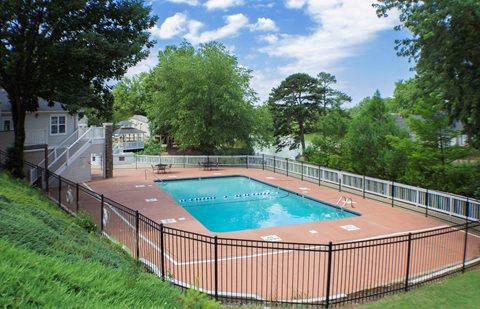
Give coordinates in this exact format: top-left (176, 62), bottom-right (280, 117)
top-left (0, 172), bottom-right (218, 308)
top-left (362, 268), bottom-right (480, 308)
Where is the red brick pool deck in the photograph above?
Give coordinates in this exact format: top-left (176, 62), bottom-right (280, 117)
top-left (88, 167), bottom-right (446, 243)
top-left (85, 167), bottom-right (480, 304)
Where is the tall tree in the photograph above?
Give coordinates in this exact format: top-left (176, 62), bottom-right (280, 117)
top-left (112, 73), bottom-right (150, 121)
top-left (0, 0), bottom-right (156, 176)
top-left (145, 42), bottom-right (259, 154)
top-left (343, 91), bottom-right (403, 177)
top-left (375, 0), bottom-right (480, 146)
top-left (268, 72), bottom-right (349, 155)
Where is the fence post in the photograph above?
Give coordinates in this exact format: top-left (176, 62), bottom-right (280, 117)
top-left (135, 210), bottom-right (140, 260)
top-left (391, 180), bottom-right (395, 207)
top-left (338, 177), bottom-right (342, 192)
top-left (214, 236), bottom-right (219, 300)
top-left (183, 154), bottom-right (186, 168)
top-left (462, 199), bottom-right (470, 272)
top-left (58, 176), bottom-right (62, 207)
top-left (135, 154), bottom-right (138, 169)
top-left (462, 221), bottom-right (469, 272)
top-left (362, 175), bottom-right (366, 199)
top-left (301, 161), bottom-right (304, 181)
top-left (100, 194), bottom-right (104, 231)
top-left (262, 154), bottom-right (265, 170)
top-left (318, 165), bottom-right (321, 186)
top-left (325, 241), bottom-right (333, 308)
top-left (286, 158), bottom-right (289, 176)
top-left (160, 223), bottom-right (165, 279)
top-left (273, 156), bottom-right (276, 173)
top-left (246, 155), bottom-right (248, 169)
top-left (75, 183), bottom-right (79, 213)
top-left (46, 169), bottom-right (50, 194)
top-left (425, 189), bottom-right (429, 217)
top-left (405, 233), bottom-right (412, 291)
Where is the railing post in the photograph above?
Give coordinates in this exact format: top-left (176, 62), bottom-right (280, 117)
top-left (160, 223), bottom-right (165, 279)
top-left (325, 241), bottom-right (333, 308)
top-left (135, 210), bottom-right (140, 260)
top-left (246, 155), bottom-right (248, 169)
top-left (425, 189), bottom-right (429, 217)
top-left (391, 180), bottom-right (395, 207)
top-left (262, 154), bottom-right (265, 170)
top-left (214, 235), bottom-right (219, 300)
top-left (75, 183), bottom-right (79, 213)
top-left (100, 194), bottom-right (104, 231)
top-left (273, 156), bottom-right (276, 173)
top-left (405, 233), bottom-right (412, 291)
top-left (362, 175), bottom-right (366, 199)
top-left (301, 161), bottom-right (304, 181)
top-left (58, 176), bottom-right (62, 207)
top-left (286, 158), bottom-right (289, 176)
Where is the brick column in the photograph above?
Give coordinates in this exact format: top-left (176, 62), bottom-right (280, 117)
top-left (103, 123), bottom-right (113, 179)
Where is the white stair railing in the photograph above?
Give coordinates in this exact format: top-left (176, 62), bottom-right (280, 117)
top-left (37, 128), bottom-right (81, 169)
top-left (49, 126), bottom-right (104, 173)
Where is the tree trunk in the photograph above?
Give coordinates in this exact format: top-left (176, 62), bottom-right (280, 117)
top-left (7, 94), bottom-right (27, 177)
top-left (299, 120), bottom-right (306, 155)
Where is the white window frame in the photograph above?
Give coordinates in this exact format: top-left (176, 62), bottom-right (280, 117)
top-left (49, 114), bottom-right (67, 135)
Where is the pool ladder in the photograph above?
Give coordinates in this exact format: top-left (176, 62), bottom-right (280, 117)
top-left (336, 196), bottom-right (356, 211)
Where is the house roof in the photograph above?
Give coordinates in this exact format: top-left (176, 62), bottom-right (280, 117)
top-left (117, 120), bottom-right (133, 127)
top-left (1, 88), bottom-right (70, 113)
top-left (113, 127), bottom-right (146, 135)
top-left (131, 115), bottom-right (148, 123)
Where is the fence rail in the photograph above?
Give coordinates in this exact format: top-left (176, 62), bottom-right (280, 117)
top-left (112, 153), bottom-right (480, 222)
top-left (1, 149), bottom-right (480, 307)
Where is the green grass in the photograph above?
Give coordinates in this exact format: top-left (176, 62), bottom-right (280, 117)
top-left (361, 269), bottom-right (480, 308)
top-left (0, 172), bottom-right (218, 308)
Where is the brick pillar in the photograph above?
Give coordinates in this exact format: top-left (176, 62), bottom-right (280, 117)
top-left (103, 123), bottom-right (113, 179)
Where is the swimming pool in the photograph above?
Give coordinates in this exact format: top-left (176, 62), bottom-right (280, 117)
top-left (158, 176), bottom-right (359, 233)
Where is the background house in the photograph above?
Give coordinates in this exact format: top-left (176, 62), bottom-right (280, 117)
top-left (0, 89), bottom-right (107, 182)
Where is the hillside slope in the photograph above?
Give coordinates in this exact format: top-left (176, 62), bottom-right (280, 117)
top-left (0, 173), bottom-right (216, 308)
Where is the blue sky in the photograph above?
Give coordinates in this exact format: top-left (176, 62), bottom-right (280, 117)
top-left (128, 0), bottom-right (413, 106)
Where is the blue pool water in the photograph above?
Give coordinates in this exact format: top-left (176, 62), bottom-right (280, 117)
top-left (158, 176), bottom-right (358, 233)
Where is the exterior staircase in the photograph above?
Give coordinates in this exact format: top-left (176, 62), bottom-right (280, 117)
top-left (31, 126), bottom-right (105, 183)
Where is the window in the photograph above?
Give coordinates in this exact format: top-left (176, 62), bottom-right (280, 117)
top-left (119, 156), bottom-right (125, 162)
top-left (3, 120), bottom-right (11, 131)
top-left (50, 115), bottom-right (66, 135)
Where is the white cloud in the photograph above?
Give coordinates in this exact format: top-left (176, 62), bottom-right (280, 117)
top-left (184, 13), bottom-right (249, 44)
top-left (258, 34), bottom-right (278, 44)
top-left (152, 12), bottom-right (189, 39)
top-left (125, 49), bottom-right (159, 77)
top-left (204, 0), bottom-right (244, 11)
top-left (262, 0), bottom-right (397, 75)
top-left (166, 0), bottom-right (199, 5)
top-left (250, 17), bottom-right (278, 32)
top-left (285, 0), bottom-right (307, 9)
top-left (246, 0), bottom-right (399, 103)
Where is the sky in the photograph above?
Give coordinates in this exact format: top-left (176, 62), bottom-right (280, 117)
top-left (127, 0), bottom-right (414, 106)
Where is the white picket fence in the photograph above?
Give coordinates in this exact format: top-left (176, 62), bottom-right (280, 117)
top-left (113, 153), bottom-right (480, 222)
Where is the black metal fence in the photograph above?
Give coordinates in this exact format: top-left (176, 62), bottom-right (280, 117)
top-left (1, 149), bottom-right (480, 307)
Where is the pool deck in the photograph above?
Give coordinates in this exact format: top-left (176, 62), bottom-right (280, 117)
top-left (87, 167), bottom-right (447, 244)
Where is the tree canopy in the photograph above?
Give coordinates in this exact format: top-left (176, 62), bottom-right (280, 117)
top-left (0, 0), bottom-right (156, 176)
top-left (143, 42), bottom-right (264, 154)
top-left (375, 0), bottom-right (480, 146)
top-left (268, 72), bottom-right (350, 155)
